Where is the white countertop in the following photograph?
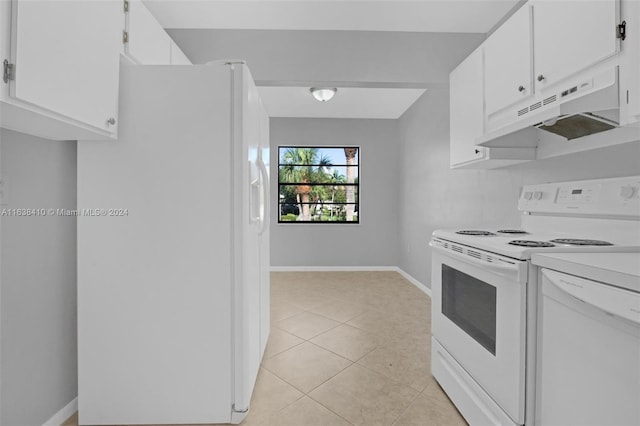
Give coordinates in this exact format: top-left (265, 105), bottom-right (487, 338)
top-left (531, 252), bottom-right (640, 293)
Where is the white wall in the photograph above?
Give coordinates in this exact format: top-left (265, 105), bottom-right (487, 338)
top-left (270, 118), bottom-right (400, 267)
top-left (397, 89), bottom-right (640, 287)
top-left (0, 129), bottom-right (77, 426)
top-left (168, 29), bottom-right (484, 87)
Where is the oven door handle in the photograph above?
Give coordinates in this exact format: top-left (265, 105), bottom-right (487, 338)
top-left (430, 243), bottom-right (522, 276)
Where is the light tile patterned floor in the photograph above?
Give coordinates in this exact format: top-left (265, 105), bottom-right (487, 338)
top-left (64, 271), bottom-right (466, 426)
top-left (248, 271), bottom-right (466, 426)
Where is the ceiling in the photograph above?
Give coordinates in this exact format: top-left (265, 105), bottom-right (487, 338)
top-left (258, 87), bottom-right (426, 119)
top-left (146, 0), bottom-right (519, 33)
top-left (146, 0), bottom-right (520, 119)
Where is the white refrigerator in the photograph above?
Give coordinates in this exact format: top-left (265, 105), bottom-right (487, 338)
top-left (77, 62), bottom-right (270, 425)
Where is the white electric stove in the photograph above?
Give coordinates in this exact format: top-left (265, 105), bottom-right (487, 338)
top-left (430, 176), bottom-right (640, 426)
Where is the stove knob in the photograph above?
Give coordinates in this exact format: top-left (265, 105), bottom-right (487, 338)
top-left (620, 185), bottom-right (637, 200)
top-left (533, 191), bottom-right (543, 200)
top-left (524, 191), bottom-right (533, 200)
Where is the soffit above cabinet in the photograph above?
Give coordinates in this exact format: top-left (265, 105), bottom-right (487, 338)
top-left (144, 0), bottom-right (520, 33)
top-left (258, 86), bottom-right (426, 119)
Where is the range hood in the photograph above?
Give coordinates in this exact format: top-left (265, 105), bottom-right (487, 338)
top-left (477, 67), bottom-right (620, 147)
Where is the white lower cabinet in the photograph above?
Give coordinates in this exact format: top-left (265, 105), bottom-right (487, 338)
top-left (449, 47), bottom-right (535, 169)
top-left (1, 0), bottom-right (122, 140)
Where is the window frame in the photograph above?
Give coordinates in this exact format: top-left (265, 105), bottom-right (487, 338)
top-left (277, 145), bottom-right (360, 224)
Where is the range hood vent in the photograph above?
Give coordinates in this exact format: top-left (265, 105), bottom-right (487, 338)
top-left (477, 67), bottom-right (621, 147)
top-left (536, 113), bottom-right (617, 140)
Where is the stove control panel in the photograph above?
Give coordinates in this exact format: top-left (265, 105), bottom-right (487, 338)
top-left (519, 176), bottom-right (640, 217)
top-left (556, 185), bottom-right (598, 204)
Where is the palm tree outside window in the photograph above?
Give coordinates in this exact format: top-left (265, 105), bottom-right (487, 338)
top-left (278, 146), bottom-right (359, 223)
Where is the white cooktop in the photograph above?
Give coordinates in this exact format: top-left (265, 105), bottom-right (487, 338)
top-left (531, 252), bottom-right (640, 293)
top-left (432, 229), bottom-right (639, 260)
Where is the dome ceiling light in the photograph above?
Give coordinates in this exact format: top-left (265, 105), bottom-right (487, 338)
top-left (310, 87), bottom-right (337, 102)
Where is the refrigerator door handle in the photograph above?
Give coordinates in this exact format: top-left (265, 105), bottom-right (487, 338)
top-left (257, 157), bottom-right (269, 235)
top-left (250, 160), bottom-right (261, 223)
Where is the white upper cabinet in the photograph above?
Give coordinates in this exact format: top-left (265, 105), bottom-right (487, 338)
top-left (4, 0), bottom-right (122, 138)
top-left (450, 0), bottom-right (636, 162)
top-left (450, 46), bottom-right (536, 169)
top-left (620, 0), bottom-right (640, 125)
top-left (125, 0), bottom-right (191, 65)
top-left (126, 0), bottom-right (172, 64)
top-left (484, 5), bottom-right (533, 116)
top-left (532, 0), bottom-right (619, 92)
top-left (450, 47), bottom-right (486, 167)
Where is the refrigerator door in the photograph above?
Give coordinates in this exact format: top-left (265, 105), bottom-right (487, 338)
top-left (232, 64), bottom-right (266, 416)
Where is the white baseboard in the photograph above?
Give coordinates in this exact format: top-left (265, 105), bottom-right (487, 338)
top-left (395, 268), bottom-right (432, 298)
top-left (42, 397), bottom-right (77, 426)
top-left (270, 266), bottom-right (432, 298)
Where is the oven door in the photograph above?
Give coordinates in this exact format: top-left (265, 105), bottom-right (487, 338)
top-left (431, 243), bottom-right (527, 424)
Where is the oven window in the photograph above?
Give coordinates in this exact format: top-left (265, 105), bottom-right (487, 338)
top-left (442, 264), bottom-right (497, 355)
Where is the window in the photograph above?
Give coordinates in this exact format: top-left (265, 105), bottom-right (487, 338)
top-left (278, 146), bottom-right (359, 223)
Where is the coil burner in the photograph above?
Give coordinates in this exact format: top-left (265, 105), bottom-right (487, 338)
top-left (549, 238), bottom-right (613, 246)
top-left (508, 240), bottom-right (556, 247)
top-left (456, 230), bottom-right (496, 236)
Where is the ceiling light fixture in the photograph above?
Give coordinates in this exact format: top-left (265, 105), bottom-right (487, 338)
top-left (310, 87), bottom-right (337, 102)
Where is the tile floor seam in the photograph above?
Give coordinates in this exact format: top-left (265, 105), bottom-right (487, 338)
top-left (260, 393), bottom-right (307, 426)
top-left (305, 340), bottom-right (357, 365)
top-left (304, 307), bottom-right (354, 324)
top-left (280, 320), bottom-right (344, 341)
top-left (261, 345), bottom-right (354, 396)
top-left (260, 364), bottom-right (310, 395)
top-left (307, 334), bottom-right (380, 364)
top-left (270, 324), bottom-right (289, 333)
top-left (306, 363), bottom-right (420, 426)
top-left (260, 359), bottom-right (317, 394)
top-left (389, 384), bottom-right (425, 426)
top-left (308, 305), bottom-right (368, 324)
top-left (305, 393), bottom-right (358, 426)
top-left (298, 360), bottom-right (353, 396)
top-left (262, 339), bottom-right (305, 360)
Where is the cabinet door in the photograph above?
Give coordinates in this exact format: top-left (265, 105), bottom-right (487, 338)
top-left (10, 0), bottom-right (121, 133)
top-left (621, 0), bottom-right (640, 124)
top-left (450, 48), bottom-right (486, 167)
top-left (532, 0), bottom-right (619, 91)
top-left (484, 4), bottom-right (532, 116)
top-left (127, 0), bottom-right (171, 64)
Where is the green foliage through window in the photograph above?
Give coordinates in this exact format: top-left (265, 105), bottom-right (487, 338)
top-left (278, 146), bottom-right (359, 223)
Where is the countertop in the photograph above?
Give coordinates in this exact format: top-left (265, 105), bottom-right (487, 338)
top-left (531, 252), bottom-right (640, 293)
